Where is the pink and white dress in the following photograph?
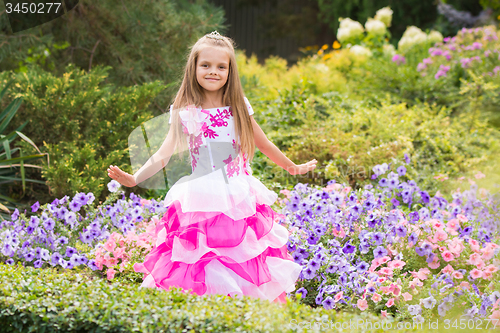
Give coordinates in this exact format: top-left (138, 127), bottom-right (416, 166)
top-left (133, 97), bottom-right (301, 303)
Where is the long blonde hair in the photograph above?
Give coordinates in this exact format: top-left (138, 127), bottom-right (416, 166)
top-left (170, 33), bottom-right (255, 164)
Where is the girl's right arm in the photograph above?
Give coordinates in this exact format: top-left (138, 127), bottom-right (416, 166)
top-left (107, 126), bottom-right (177, 187)
top-left (251, 117), bottom-right (317, 175)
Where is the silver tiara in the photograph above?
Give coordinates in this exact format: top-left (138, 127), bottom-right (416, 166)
top-left (205, 31), bottom-right (224, 40)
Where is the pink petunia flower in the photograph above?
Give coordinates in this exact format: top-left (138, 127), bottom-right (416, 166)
top-left (416, 268), bottom-right (431, 280)
top-left (441, 264), bottom-right (455, 274)
top-left (388, 260), bottom-right (406, 269)
top-left (106, 268), bottom-right (116, 280)
top-left (334, 291), bottom-right (343, 302)
top-left (490, 310), bottom-right (500, 320)
top-left (435, 230), bottom-right (448, 242)
top-left (428, 255), bottom-right (441, 269)
top-left (357, 299), bottom-right (368, 311)
top-left (386, 298), bottom-right (395, 307)
top-left (452, 271), bottom-right (463, 279)
top-left (485, 265), bottom-right (499, 273)
top-left (470, 269), bottom-right (482, 279)
top-left (442, 251), bottom-right (454, 262)
top-left (481, 247), bottom-right (495, 261)
top-left (372, 293), bottom-right (382, 303)
top-left (378, 256), bottom-right (391, 264)
top-left (469, 239), bottom-right (481, 252)
top-left (446, 218), bottom-right (459, 229)
top-left (402, 292), bottom-right (412, 301)
top-left (104, 239), bottom-right (116, 252)
top-left (379, 267), bottom-right (394, 276)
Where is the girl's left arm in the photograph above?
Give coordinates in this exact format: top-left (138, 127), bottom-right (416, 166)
top-left (251, 116), bottom-right (316, 175)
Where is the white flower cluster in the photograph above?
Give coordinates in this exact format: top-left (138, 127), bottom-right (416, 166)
top-left (337, 17), bottom-right (364, 43)
top-left (349, 45), bottom-right (373, 57)
top-left (383, 44), bottom-right (396, 57)
top-left (374, 6), bottom-right (393, 27)
top-left (398, 26), bottom-right (444, 53)
top-left (428, 30), bottom-right (444, 44)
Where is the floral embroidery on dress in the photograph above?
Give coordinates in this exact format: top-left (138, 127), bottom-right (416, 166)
top-left (189, 133), bottom-right (204, 170)
top-left (224, 153), bottom-right (240, 178)
top-left (177, 105), bottom-right (210, 171)
top-left (221, 139), bottom-right (242, 178)
top-left (210, 108), bottom-right (231, 127)
top-left (204, 128), bottom-right (218, 139)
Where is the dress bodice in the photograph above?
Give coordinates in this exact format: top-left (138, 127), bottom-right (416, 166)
top-left (169, 100), bottom-right (254, 182)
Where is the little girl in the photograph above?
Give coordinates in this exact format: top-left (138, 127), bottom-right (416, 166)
top-left (107, 31), bottom-right (317, 303)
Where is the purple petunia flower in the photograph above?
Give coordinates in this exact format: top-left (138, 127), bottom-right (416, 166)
top-left (33, 260), bottom-right (43, 268)
top-left (302, 267), bottom-right (316, 280)
top-left (342, 242), bottom-right (356, 254)
top-left (397, 165), bottom-right (406, 176)
top-left (396, 225), bottom-right (407, 237)
top-left (322, 296), bottom-right (335, 310)
top-left (408, 232), bottom-right (418, 246)
top-left (296, 287), bottom-right (308, 299)
top-left (373, 246), bottom-right (387, 259)
top-left (42, 218), bottom-right (55, 231)
top-left (65, 247), bottom-right (77, 258)
top-left (356, 261), bottom-right (369, 273)
top-left (50, 252), bottom-right (62, 266)
top-left (379, 178), bottom-right (388, 187)
top-left (87, 259), bottom-right (99, 271)
top-left (31, 201), bottom-right (40, 213)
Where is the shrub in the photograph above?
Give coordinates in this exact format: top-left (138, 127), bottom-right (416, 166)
top-left (0, 64), bottom-right (167, 206)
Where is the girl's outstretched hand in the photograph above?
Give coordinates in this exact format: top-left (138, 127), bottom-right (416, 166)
top-left (107, 165), bottom-right (137, 188)
top-left (287, 159), bottom-right (317, 175)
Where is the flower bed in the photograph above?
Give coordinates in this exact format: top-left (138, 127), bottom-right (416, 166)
top-left (281, 161), bottom-right (500, 323)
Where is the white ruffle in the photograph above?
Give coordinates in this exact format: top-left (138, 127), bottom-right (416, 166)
top-left (204, 257), bottom-right (301, 302)
top-left (163, 172), bottom-right (278, 222)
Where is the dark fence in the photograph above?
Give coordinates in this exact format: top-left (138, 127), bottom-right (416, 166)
top-left (209, 0), bottom-right (332, 63)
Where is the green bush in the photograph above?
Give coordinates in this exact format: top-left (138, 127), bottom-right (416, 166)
top-left (0, 64), bottom-right (167, 207)
top-left (251, 91), bottom-right (500, 192)
top-left (0, 263), bottom-right (385, 333)
top-left (0, 0), bottom-right (225, 110)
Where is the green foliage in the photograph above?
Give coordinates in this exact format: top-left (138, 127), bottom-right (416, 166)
top-left (0, 81), bottom-right (48, 220)
top-left (250, 90), bottom-right (500, 192)
top-left (0, 263), bottom-right (384, 332)
top-left (0, 64), bottom-right (167, 207)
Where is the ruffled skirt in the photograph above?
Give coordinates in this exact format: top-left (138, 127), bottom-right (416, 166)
top-left (133, 172), bottom-right (302, 303)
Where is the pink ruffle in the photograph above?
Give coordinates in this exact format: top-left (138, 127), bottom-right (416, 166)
top-left (134, 202), bottom-right (300, 303)
top-left (133, 243), bottom-right (292, 296)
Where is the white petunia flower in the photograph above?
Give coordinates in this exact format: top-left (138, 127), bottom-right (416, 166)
top-left (107, 179), bottom-right (121, 193)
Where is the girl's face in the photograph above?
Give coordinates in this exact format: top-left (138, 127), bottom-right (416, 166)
top-left (196, 46), bottom-right (230, 96)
